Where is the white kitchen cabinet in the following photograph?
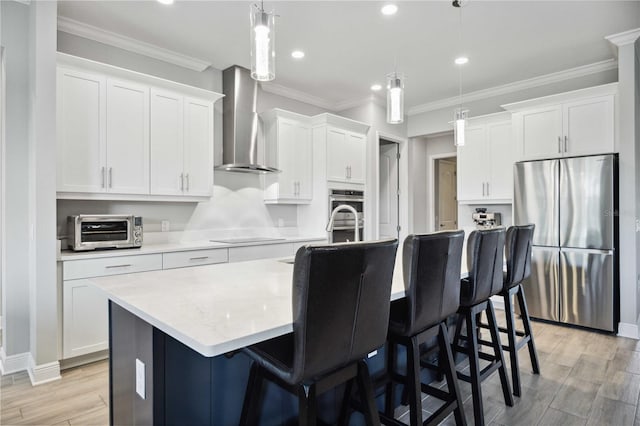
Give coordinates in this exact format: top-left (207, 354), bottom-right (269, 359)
top-left (162, 248), bottom-right (228, 269)
top-left (56, 53), bottom-right (222, 201)
top-left (313, 114), bottom-right (370, 186)
top-left (457, 113), bottom-right (514, 203)
top-left (150, 90), bottom-right (214, 197)
top-left (262, 109), bottom-right (313, 203)
top-left (57, 67), bottom-right (106, 193)
top-left (505, 83), bottom-right (617, 161)
top-left (63, 279), bottom-right (109, 359)
top-left (106, 79), bottom-right (150, 194)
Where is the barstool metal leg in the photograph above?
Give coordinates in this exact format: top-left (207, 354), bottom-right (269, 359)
top-left (503, 289), bottom-right (522, 397)
top-left (384, 341), bottom-right (397, 417)
top-left (486, 301), bottom-right (514, 407)
top-left (517, 284), bottom-right (541, 374)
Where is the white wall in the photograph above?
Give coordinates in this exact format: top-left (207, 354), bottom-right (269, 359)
top-left (408, 69), bottom-right (618, 137)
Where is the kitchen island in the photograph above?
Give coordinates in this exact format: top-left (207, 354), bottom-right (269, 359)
top-left (91, 247), bottom-right (469, 425)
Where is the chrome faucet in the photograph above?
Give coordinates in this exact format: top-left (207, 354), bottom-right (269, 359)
top-left (326, 204), bottom-right (360, 242)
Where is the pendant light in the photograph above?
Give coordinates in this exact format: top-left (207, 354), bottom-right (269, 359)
top-left (386, 70), bottom-right (405, 124)
top-left (453, 0), bottom-right (468, 146)
top-left (250, 1), bottom-right (275, 81)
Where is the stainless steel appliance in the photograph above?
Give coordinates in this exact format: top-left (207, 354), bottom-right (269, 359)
top-left (68, 215), bottom-right (143, 251)
top-left (513, 154), bottom-right (618, 332)
top-left (472, 208), bottom-right (502, 229)
top-left (328, 189), bottom-right (364, 243)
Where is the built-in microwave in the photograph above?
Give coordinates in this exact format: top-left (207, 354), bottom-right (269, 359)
top-left (68, 215), bottom-right (143, 251)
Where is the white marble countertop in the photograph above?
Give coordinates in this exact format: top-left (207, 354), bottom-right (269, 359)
top-left (89, 246), bottom-right (469, 358)
top-left (59, 236), bottom-right (326, 261)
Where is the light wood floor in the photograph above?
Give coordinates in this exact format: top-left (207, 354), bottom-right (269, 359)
top-left (3, 313), bottom-right (640, 425)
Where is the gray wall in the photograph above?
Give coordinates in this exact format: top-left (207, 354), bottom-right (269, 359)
top-left (1, 1), bottom-right (32, 357)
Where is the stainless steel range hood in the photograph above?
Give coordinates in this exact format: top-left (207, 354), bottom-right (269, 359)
top-left (215, 65), bottom-right (279, 173)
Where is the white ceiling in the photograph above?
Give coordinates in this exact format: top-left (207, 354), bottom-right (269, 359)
top-left (57, 1), bottom-right (640, 111)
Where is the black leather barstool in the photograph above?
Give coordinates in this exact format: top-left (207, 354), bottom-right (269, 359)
top-left (494, 224), bottom-right (540, 397)
top-left (452, 228), bottom-right (514, 426)
top-left (381, 231), bottom-right (466, 426)
top-left (239, 239), bottom-right (398, 426)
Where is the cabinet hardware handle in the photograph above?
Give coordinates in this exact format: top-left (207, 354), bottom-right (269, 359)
top-left (564, 135), bottom-right (568, 153)
top-left (482, 182), bottom-right (485, 196)
top-left (109, 168), bottom-right (113, 188)
top-left (180, 173), bottom-right (184, 191)
top-left (486, 182), bottom-right (490, 196)
top-left (189, 256), bottom-right (209, 261)
top-left (101, 167), bottom-right (105, 188)
top-left (185, 173), bottom-right (190, 191)
top-left (106, 264), bottom-right (132, 269)
top-left (558, 136), bottom-right (562, 153)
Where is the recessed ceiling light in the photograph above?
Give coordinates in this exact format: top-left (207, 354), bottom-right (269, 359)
top-left (291, 50), bottom-right (305, 59)
top-left (371, 84), bottom-right (382, 91)
top-left (157, 0), bottom-right (174, 4)
top-left (381, 4), bottom-right (398, 15)
top-left (455, 56), bottom-right (469, 65)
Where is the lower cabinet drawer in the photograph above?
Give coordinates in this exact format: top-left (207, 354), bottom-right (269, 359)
top-left (228, 243), bottom-right (294, 262)
top-left (63, 254), bottom-right (163, 280)
top-left (163, 248), bottom-right (228, 269)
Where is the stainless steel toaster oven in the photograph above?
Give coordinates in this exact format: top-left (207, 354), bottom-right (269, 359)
top-left (68, 215), bottom-right (143, 251)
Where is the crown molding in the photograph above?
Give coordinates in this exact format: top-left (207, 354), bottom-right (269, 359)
top-left (606, 28), bottom-right (640, 47)
top-left (11, 0), bottom-right (31, 5)
top-left (407, 59), bottom-right (618, 116)
top-left (57, 16), bottom-right (211, 72)
top-left (334, 94), bottom-right (385, 112)
top-left (259, 81), bottom-right (336, 110)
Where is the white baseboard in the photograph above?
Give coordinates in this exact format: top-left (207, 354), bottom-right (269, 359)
top-left (0, 347), bottom-right (30, 375)
top-left (617, 322), bottom-right (639, 339)
top-left (28, 355), bottom-right (61, 386)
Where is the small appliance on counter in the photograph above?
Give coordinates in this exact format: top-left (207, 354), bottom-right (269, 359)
top-left (68, 214), bottom-right (143, 251)
top-left (472, 208), bottom-right (501, 229)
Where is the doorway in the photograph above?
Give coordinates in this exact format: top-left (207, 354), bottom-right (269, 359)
top-left (434, 157), bottom-right (457, 231)
top-left (379, 139), bottom-right (399, 239)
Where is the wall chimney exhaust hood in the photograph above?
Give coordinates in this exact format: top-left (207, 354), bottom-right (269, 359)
top-left (215, 65), bottom-right (279, 173)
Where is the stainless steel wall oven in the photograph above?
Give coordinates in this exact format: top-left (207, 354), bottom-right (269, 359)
top-left (328, 189), bottom-right (364, 243)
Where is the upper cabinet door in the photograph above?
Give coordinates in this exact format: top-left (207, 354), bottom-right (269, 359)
top-left (57, 68), bottom-right (107, 193)
top-left (106, 79), bottom-right (150, 194)
top-left (294, 123), bottom-right (313, 200)
top-left (276, 118), bottom-right (298, 199)
top-left (456, 125), bottom-right (486, 201)
top-left (346, 132), bottom-right (366, 184)
top-left (183, 97), bottom-right (214, 197)
top-left (563, 95), bottom-right (614, 157)
top-left (326, 128), bottom-right (348, 182)
top-left (516, 105), bottom-right (563, 161)
top-left (487, 121), bottom-right (514, 200)
top-left (150, 89), bottom-right (184, 196)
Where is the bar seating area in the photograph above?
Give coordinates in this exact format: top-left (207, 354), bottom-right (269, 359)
top-left (237, 225), bottom-right (540, 425)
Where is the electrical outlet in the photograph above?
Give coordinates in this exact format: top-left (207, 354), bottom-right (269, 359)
top-left (136, 359), bottom-right (146, 399)
top-left (161, 220), bottom-right (170, 232)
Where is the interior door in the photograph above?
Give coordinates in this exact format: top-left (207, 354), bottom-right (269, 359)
top-left (520, 246), bottom-right (560, 322)
top-left (559, 248), bottom-right (614, 331)
top-left (437, 159), bottom-right (457, 230)
top-left (379, 143), bottom-right (399, 239)
top-left (183, 97), bottom-right (214, 197)
top-left (513, 159), bottom-right (559, 247)
top-left (150, 89), bottom-right (184, 195)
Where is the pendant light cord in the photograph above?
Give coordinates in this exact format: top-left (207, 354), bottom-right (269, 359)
top-left (458, 3), bottom-right (463, 109)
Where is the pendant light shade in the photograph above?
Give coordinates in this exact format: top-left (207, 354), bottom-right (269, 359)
top-left (454, 108), bottom-right (468, 146)
top-left (386, 72), bottom-right (404, 124)
top-left (250, 3), bottom-right (275, 82)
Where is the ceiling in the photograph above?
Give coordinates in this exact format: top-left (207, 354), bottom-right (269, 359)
top-left (57, 1), bottom-right (640, 111)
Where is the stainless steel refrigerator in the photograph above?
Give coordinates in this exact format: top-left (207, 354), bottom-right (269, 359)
top-left (513, 154), bottom-right (618, 332)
